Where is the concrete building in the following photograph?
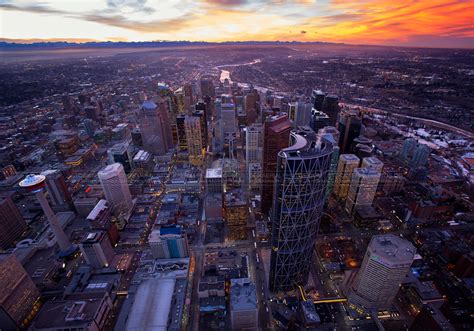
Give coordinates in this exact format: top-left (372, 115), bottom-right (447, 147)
top-left (221, 103), bottom-right (237, 134)
top-left (139, 99), bottom-right (172, 156)
top-left (261, 114), bottom-right (292, 215)
top-left (0, 195), bottom-right (27, 250)
top-left (245, 123), bottom-right (263, 164)
top-left (361, 156), bottom-right (384, 172)
top-left (107, 141), bottom-right (134, 173)
top-left (148, 227), bottom-right (189, 259)
top-left (348, 234), bottom-right (416, 311)
top-left (269, 131), bottom-right (333, 292)
top-left (230, 278), bottom-right (258, 331)
top-left (79, 231), bottom-right (115, 268)
top-left (224, 190), bottom-right (248, 241)
top-left (338, 110), bottom-right (361, 154)
top-left (184, 115), bottom-right (203, 166)
top-left (0, 254), bottom-right (40, 330)
top-left (334, 154), bottom-right (360, 199)
top-left (98, 163), bottom-right (133, 214)
top-left (206, 168), bottom-right (223, 193)
top-left (248, 162), bottom-right (262, 192)
top-left (41, 169), bottom-right (72, 209)
top-left (345, 167), bottom-right (382, 215)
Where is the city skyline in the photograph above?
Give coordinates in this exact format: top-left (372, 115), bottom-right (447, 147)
top-left (0, 0), bottom-right (473, 48)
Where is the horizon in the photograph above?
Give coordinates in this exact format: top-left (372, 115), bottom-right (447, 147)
top-left (1, 0), bottom-right (473, 49)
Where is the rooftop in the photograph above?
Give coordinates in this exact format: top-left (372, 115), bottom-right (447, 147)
top-left (369, 234), bottom-right (416, 266)
top-left (230, 278), bottom-right (257, 311)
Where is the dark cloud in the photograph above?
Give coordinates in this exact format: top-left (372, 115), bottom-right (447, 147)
top-left (204, 0), bottom-right (250, 5)
top-left (300, 30), bottom-right (306, 34)
top-left (0, 3), bottom-right (65, 15)
top-left (106, 0), bottom-right (155, 14)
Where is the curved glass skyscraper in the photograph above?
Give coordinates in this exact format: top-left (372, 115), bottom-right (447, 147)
top-left (269, 128), bottom-right (333, 292)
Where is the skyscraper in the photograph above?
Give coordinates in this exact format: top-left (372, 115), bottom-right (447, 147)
top-left (321, 94), bottom-right (340, 126)
top-left (0, 254), bottom-right (40, 329)
top-left (411, 144), bottom-right (430, 168)
top-left (348, 234), bottom-right (416, 311)
top-left (184, 115), bottom-right (203, 166)
top-left (148, 226), bottom-right (189, 259)
top-left (361, 156), bottom-right (384, 172)
top-left (269, 131), bottom-right (333, 292)
top-left (401, 138), bottom-right (417, 161)
top-left (261, 114), bottom-right (292, 215)
top-left (337, 111), bottom-right (362, 154)
top-left (246, 123), bottom-right (263, 164)
top-left (107, 141), bottom-right (134, 173)
top-left (333, 154), bottom-right (360, 199)
top-left (79, 231), bottom-right (115, 269)
top-left (310, 90), bottom-right (325, 111)
top-left (176, 115), bottom-right (187, 150)
top-left (193, 105), bottom-right (208, 149)
top-left (200, 78), bottom-right (215, 97)
top-left (221, 103), bottom-right (237, 134)
top-left (139, 99), bottom-right (172, 156)
top-left (0, 195), bottom-right (27, 250)
top-left (98, 163), bottom-right (133, 214)
top-left (345, 167), bottom-right (382, 215)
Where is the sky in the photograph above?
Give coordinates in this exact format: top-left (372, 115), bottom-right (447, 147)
top-left (0, 0), bottom-right (473, 48)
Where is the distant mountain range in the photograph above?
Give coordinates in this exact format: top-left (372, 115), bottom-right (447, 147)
top-left (0, 40), bottom-right (334, 49)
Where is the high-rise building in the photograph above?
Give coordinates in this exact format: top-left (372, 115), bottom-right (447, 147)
top-left (333, 154), bottom-right (360, 199)
top-left (345, 167), bottom-right (382, 215)
top-left (221, 103), bottom-right (237, 134)
top-left (269, 131), bottom-right (333, 292)
top-left (230, 278), bottom-right (258, 331)
top-left (148, 226), bottom-right (189, 259)
top-left (348, 234), bottom-right (416, 311)
top-left (176, 115), bottom-right (187, 150)
top-left (139, 99), bottom-right (172, 156)
top-left (98, 163), bottom-right (133, 214)
top-left (224, 190), bottom-right (248, 241)
top-left (321, 94), bottom-right (340, 126)
top-left (401, 138), bottom-right (417, 161)
top-left (310, 110), bottom-right (331, 132)
top-left (193, 105), bottom-right (208, 148)
top-left (310, 90), bottom-right (325, 111)
top-left (246, 123), bottom-right (263, 164)
top-left (184, 115), bottom-right (203, 166)
top-left (206, 168), bottom-right (223, 193)
top-left (0, 195), bottom-right (27, 250)
top-left (131, 127), bottom-right (143, 147)
top-left (200, 78), bottom-right (215, 97)
top-left (107, 141), bottom-right (134, 173)
top-left (261, 114), bottom-right (292, 215)
top-left (317, 130), bottom-right (340, 202)
top-left (248, 162), bottom-right (262, 192)
top-left (79, 231), bottom-right (115, 269)
top-left (411, 144), bottom-right (430, 169)
top-left (82, 118), bottom-right (95, 136)
top-left (362, 156), bottom-right (384, 172)
top-left (338, 111), bottom-right (362, 154)
top-left (0, 254), bottom-right (40, 329)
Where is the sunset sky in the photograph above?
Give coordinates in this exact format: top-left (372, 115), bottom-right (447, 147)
top-left (0, 0), bottom-right (473, 48)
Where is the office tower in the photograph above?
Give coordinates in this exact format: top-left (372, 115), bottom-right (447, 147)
top-left (19, 174), bottom-right (75, 256)
top-left (334, 154), bottom-right (360, 199)
top-left (107, 141), bottom-right (134, 173)
top-left (175, 88), bottom-right (186, 114)
top-left (131, 128), bottom-right (143, 147)
top-left (411, 144), bottom-right (430, 168)
top-left (176, 115), bottom-right (187, 150)
top-left (62, 95), bottom-right (77, 114)
top-left (338, 111), bottom-right (362, 154)
top-left (0, 254), bottom-right (40, 330)
top-left (79, 231), bottom-right (114, 268)
top-left (310, 110), bottom-right (331, 132)
top-left (84, 104), bottom-right (99, 121)
top-left (224, 190), bottom-right (248, 241)
top-left (98, 163), bottom-right (133, 214)
top-left (214, 98), bottom-right (222, 119)
top-left (401, 138), bottom-right (417, 161)
top-left (321, 94), bottom-right (340, 125)
top-left (311, 89), bottom-right (325, 111)
top-left (185, 115), bottom-right (203, 166)
top-left (0, 195), bottom-right (27, 250)
top-left (200, 78), bottom-right (215, 97)
top-left (345, 167), bottom-right (382, 215)
top-left (317, 131), bottom-right (340, 202)
top-left (261, 114), bottom-right (292, 215)
top-left (206, 168), bottom-right (223, 193)
top-left (221, 103), bottom-right (237, 134)
top-left (41, 169), bottom-right (72, 209)
top-left (193, 105), bottom-right (208, 148)
top-left (148, 226), bottom-right (189, 259)
top-left (288, 102), bottom-right (297, 123)
top-left (87, 199), bottom-right (119, 246)
top-left (230, 278), bottom-right (258, 331)
top-left (248, 162), bottom-right (262, 192)
top-left (83, 118), bottom-right (95, 136)
top-left (362, 156), bottom-right (384, 172)
top-left (244, 90), bottom-right (258, 113)
top-left (184, 83), bottom-right (194, 110)
top-left (139, 99), bottom-right (172, 156)
top-left (246, 123), bottom-right (263, 164)
top-left (348, 234), bottom-right (416, 311)
top-left (269, 132), bottom-right (333, 292)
